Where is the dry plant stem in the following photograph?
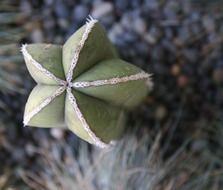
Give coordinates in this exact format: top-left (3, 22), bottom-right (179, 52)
top-left (20, 128), bottom-right (223, 190)
top-left (43, 148), bottom-right (95, 190)
top-left (19, 172), bottom-right (46, 190)
top-left (22, 16), bottom-right (151, 148)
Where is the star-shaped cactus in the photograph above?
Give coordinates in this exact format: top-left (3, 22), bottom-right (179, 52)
top-left (22, 17), bottom-right (152, 148)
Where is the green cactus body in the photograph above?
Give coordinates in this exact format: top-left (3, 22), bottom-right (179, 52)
top-left (22, 16), bottom-right (152, 148)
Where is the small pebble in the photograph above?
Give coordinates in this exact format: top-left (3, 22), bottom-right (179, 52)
top-left (213, 69), bottom-right (223, 84)
top-left (143, 33), bottom-right (157, 44)
top-left (91, 2), bottom-right (114, 19)
top-left (123, 30), bottom-right (138, 44)
top-left (44, 0), bottom-right (54, 6)
top-left (155, 105), bottom-right (167, 120)
top-left (135, 41), bottom-right (149, 55)
top-left (72, 5), bottom-right (89, 22)
top-left (191, 140), bottom-right (207, 153)
top-left (31, 29), bottom-right (44, 43)
top-left (55, 0), bottom-right (69, 19)
top-left (20, 0), bottom-right (32, 15)
top-left (99, 14), bottom-right (115, 28)
top-left (178, 75), bottom-right (189, 87)
top-left (120, 13), bottom-right (133, 30)
top-left (183, 48), bottom-right (199, 63)
top-left (43, 16), bottom-right (56, 30)
top-left (50, 128), bottom-right (65, 140)
top-left (57, 18), bottom-right (69, 29)
top-left (144, 0), bottom-right (159, 10)
top-left (203, 16), bottom-right (216, 33)
top-left (115, 0), bottom-right (129, 12)
top-left (132, 17), bottom-right (147, 35)
top-left (171, 64), bottom-right (181, 76)
top-left (25, 143), bottom-right (36, 156)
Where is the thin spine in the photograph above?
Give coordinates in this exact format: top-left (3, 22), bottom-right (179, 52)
top-left (66, 17), bottom-right (98, 83)
top-left (23, 86), bottom-right (66, 126)
top-left (72, 72), bottom-right (152, 88)
top-left (21, 44), bottom-right (66, 86)
top-left (67, 87), bottom-right (110, 149)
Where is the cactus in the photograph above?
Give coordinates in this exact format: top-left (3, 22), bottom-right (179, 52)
top-left (22, 16), bottom-right (152, 148)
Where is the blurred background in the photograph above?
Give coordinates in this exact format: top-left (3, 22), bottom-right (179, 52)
top-left (0, 0), bottom-right (223, 189)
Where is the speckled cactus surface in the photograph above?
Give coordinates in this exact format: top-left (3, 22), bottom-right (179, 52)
top-left (22, 16), bottom-right (152, 148)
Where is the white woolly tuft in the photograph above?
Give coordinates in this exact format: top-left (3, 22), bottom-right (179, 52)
top-left (86, 15), bottom-right (96, 24)
top-left (72, 72), bottom-right (152, 88)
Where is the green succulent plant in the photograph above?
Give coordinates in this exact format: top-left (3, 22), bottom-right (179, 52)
top-left (22, 16), bottom-right (152, 148)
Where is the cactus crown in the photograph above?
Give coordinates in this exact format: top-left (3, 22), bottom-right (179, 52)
top-left (22, 16), bottom-right (152, 148)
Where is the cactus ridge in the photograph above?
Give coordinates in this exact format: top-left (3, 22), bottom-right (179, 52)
top-left (66, 87), bottom-right (110, 148)
top-left (72, 72), bottom-right (152, 88)
top-left (66, 16), bottom-right (97, 83)
top-left (65, 17), bottom-right (111, 148)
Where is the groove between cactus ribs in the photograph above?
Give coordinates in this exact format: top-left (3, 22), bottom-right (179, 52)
top-left (21, 44), bottom-right (66, 86)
